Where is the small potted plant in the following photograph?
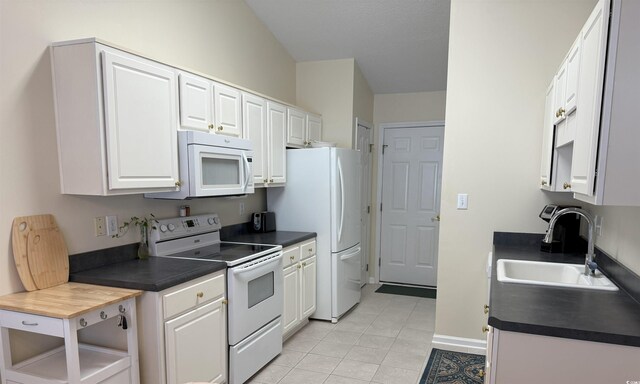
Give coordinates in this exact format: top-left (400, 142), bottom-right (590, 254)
top-left (112, 214), bottom-right (158, 259)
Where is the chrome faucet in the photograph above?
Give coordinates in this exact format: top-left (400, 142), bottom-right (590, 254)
top-left (542, 207), bottom-right (597, 276)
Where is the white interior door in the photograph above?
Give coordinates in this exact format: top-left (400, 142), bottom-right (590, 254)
top-left (356, 121), bottom-right (373, 286)
top-left (380, 126), bottom-right (444, 286)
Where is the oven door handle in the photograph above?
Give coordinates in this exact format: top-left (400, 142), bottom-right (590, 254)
top-left (232, 253), bottom-right (282, 282)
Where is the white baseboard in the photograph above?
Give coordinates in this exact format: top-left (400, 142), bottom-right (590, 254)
top-left (432, 334), bottom-right (487, 355)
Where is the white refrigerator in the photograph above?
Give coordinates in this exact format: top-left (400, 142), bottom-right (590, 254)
top-left (267, 148), bottom-right (361, 322)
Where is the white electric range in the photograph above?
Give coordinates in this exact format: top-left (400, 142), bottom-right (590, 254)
top-left (149, 213), bottom-right (283, 384)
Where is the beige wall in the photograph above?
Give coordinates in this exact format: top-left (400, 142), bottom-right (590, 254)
top-left (589, 205), bottom-right (640, 275)
top-left (296, 59), bottom-right (355, 148)
top-left (0, 0), bottom-right (296, 297)
top-left (435, 0), bottom-right (597, 340)
top-left (353, 63), bottom-right (374, 130)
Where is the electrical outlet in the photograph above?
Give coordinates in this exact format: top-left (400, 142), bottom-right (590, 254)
top-left (94, 217), bottom-right (106, 236)
top-left (457, 193), bottom-right (468, 210)
top-left (239, 202), bottom-right (245, 215)
top-left (106, 215), bottom-right (118, 236)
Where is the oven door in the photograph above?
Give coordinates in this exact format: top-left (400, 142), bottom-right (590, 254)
top-left (188, 144), bottom-right (254, 197)
top-left (227, 251), bottom-right (283, 345)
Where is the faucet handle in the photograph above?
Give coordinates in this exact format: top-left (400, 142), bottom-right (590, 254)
top-left (587, 261), bottom-right (598, 275)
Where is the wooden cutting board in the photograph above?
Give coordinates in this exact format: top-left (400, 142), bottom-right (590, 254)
top-left (11, 215), bottom-right (58, 291)
top-left (27, 227), bottom-right (69, 289)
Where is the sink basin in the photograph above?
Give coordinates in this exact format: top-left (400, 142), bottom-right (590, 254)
top-left (496, 259), bottom-right (618, 291)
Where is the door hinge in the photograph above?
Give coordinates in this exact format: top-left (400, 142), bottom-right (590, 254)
top-left (367, 205), bottom-right (370, 214)
top-left (366, 264), bottom-right (369, 272)
top-left (369, 143), bottom-right (374, 153)
top-left (382, 144), bottom-right (388, 154)
top-left (380, 203), bottom-right (383, 212)
top-left (378, 258), bottom-right (381, 267)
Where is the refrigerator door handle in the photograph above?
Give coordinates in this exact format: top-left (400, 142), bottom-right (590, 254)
top-left (337, 157), bottom-right (345, 244)
top-left (339, 246), bottom-right (361, 262)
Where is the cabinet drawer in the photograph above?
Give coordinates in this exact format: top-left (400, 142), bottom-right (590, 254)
top-left (163, 274), bottom-right (225, 319)
top-left (282, 245), bottom-right (300, 268)
top-left (0, 310), bottom-right (63, 337)
top-left (299, 239), bottom-right (316, 260)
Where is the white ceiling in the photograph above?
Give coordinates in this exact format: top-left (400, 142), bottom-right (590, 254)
top-left (244, 0), bottom-right (450, 94)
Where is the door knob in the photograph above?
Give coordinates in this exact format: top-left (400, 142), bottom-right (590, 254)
top-left (563, 182), bottom-right (571, 190)
top-left (431, 214), bottom-right (441, 222)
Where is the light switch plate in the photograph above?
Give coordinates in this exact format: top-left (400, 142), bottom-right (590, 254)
top-left (457, 193), bottom-right (468, 210)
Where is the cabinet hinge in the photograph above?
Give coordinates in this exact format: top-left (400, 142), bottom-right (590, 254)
top-left (382, 144), bottom-right (388, 154)
top-left (369, 143), bottom-right (374, 153)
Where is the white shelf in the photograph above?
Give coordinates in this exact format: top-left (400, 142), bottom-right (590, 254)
top-left (7, 343), bottom-right (130, 384)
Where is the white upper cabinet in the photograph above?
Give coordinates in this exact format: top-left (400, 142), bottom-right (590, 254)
top-left (307, 113), bottom-right (323, 144)
top-left (243, 94), bottom-right (286, 187)
top-left (541, 0), bottom-right (640, 205)
top-left (287, 108), bottom-right (307, 147)
top-left (51, 40), bottom-right (179, 195)
top-left (214, 82), bottom-right (243, 137)
top-left (286, 108), bottom-right (323, 148)
top-left (267, 101), bottom-right (287, 185)
top-left (178, 73), bottom-right (213, 133)
top-left (540, 79), bottom-right (555, 190)
top-left (178, 74), bottom-right (243, 137)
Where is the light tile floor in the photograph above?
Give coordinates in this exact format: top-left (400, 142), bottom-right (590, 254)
top-left (248, 284), bottom-right (435, 384)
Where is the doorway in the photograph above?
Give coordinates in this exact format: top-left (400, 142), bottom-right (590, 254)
top-left (377, 122), bottom-right (444, 287)
top-left (355, 118), bottom-right (373, 287)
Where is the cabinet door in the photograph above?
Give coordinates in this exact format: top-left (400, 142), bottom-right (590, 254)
top-left (165, 298), bottom-right (226, 384)
top-left (300, 255), bottom-right (317, 319)
top-left (101, 50), bottom-right (179, 190)
top-left (540, 79), bottom-right (555, 189)
top-left (282, 264), bottom-right (300, 336)
top-left (287, 108), bottom-right (306, 147)
top-left (571, 0), bottom-right (608, 196)
top-left (553, 60), bottom-right (567, 125)
top-left (268, 102), bottom-right (287, 184)
top-left (307, 114), bottom-right (322, 144)
top-left (243, 93), bottom-right (267, 186)
top-left (179, 73), bottom-right (213, 132)
top-left (564, 37), bottom-right (581, 114)
top-left (214, 83), bottom-right (243, 137)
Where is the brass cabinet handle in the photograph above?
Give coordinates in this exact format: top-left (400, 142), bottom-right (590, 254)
top-left (484, 304), bottom-right (489, 314)
top-left (175, 180), bottom-right (183, 187)
top-left (563, 182), bottom-right (571, 190)
top-left (297, 264), bottom-right (301, 269)
top-left (264, 179), bottom-right (268, 183)
top-left (555, 110), bottom-right (560, 118)
top-left (308, 248), bottom-right (313, 253)
top-left (222, 299), bottom-right (228, 305)
top-left (208, 124), bottom-right (214, 130)
top-left (482, 325), bottom-right (490, 333)
top-left (196, 292), bottom-right (204, 298)
top-left (217, 126), bottom-right (224, 131)
top-left (302, 262), bottom-right (307, 267)
top-left (559, 107), bottom-right (565, 116)
top-left (270, 179), bottom-right (274, 183)
top-left (290, 255), bottom-right (295, 261)
top-left (541, 180), bottom-right (547, 186)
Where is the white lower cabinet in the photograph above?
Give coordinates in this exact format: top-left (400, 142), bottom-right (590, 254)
top-left (282, 239), bottom-right (317, 339)
top-left (486, 328), bottom-right (640, 384)
top-left (137, 271), bottom-right (226, 384)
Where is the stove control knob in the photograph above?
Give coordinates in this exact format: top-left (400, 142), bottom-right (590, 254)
top-left (168, 224), bottom-right (176, 232)
top-left (213, 217), bottom-right (219, 224)
top-left (208, 217), bottom-right (215, 225)
top-left (160, 224), bottom-right (168, 233)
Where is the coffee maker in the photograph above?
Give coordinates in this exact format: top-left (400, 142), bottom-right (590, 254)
top-left (539, 204), bottom-right (585, 253)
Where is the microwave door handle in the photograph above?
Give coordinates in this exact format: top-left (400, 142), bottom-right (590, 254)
top-left (337, 157), bottom-right (345, 244)
top-left (241, 152), bottom-right (251, 192)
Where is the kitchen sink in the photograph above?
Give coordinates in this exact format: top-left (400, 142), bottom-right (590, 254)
top-left (496, 259), bottom-right (618, 291)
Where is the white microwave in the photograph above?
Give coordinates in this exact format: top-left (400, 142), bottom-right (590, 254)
top-left (146, 131), bottom-right (254, 199)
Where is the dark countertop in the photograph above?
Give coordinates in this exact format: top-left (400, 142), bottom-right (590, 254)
top-left (223, 231), bottom-right (316, 248)
top-left (490, 233), bottom-right (640, 347)
top-left (70, 257), bottom-right (226, 292)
